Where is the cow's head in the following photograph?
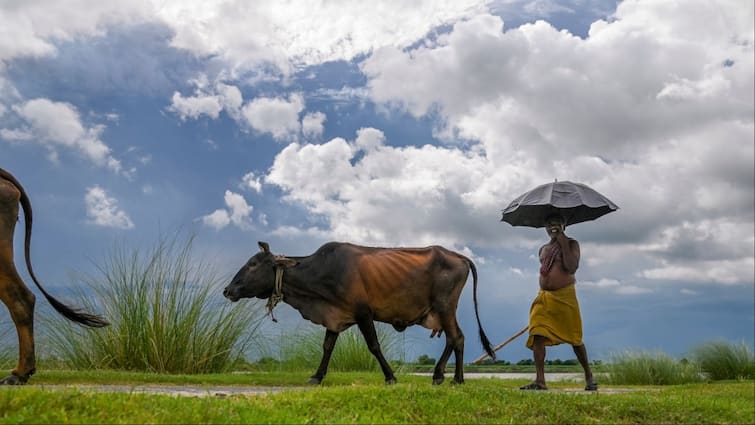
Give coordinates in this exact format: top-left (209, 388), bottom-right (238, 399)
top-left (223, 241), bottom-right (298, 302)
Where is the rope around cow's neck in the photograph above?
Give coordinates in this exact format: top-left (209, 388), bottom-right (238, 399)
top-left (266, 265), bottom-right (285, 322)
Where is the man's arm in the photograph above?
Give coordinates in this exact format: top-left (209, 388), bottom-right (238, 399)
top-left (556, 234), bottom-right (580, 273)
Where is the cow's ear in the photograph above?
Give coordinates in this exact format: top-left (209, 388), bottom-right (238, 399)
top-left (274, 255), bottom-right (298, 269)
top-left (258, 241), bottom-right (270, 254)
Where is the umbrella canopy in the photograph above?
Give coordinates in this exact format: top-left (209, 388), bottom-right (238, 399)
top-left (501, 180), bottom-right (618, 227)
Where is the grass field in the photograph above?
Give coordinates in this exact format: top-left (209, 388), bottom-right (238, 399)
top-left (1, 371), bottom-right (752, 424)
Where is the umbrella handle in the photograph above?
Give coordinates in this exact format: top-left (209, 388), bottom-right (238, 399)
top-left (471, 325), bottom-right (529, 364)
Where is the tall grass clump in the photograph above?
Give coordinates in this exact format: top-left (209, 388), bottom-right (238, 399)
top-left (606, 350), bottom-right (702, 385)
top-left (267, 324), bottom-right (405, 372)
top-left (43, 233), bottom-right (265, 374)
top-left (691, 340), bottom-right (755, 380)
top-left (0, 321), bottom-right (12, 370)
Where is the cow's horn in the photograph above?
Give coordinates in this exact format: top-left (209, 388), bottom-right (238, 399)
top-left (258, 241), bottom-right (270, 253)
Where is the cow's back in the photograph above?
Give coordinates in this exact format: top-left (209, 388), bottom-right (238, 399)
top-left (347, 244), bottom-right (470, 325)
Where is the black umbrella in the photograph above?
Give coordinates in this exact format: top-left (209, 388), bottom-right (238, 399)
top-left (501, 180), bottom-right (618, 227)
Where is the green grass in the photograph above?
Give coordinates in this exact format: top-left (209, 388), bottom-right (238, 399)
top-left (0, 325), bottom-right (12, 371)
top-left (0, 371), bottom-right (752, 424)
top-left (691, 340), bottom-right (755, 381)
top-left (605, 350), bottom-right (703, 385)
top-left (258, 324), bottom-right (406, 373)
top-left (39, 233), bottom-right (265, 374)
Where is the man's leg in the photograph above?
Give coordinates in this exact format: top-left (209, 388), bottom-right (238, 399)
top-left (573, 344), bottom-right (598, 391)
top-left (534, 335), bottom-right (547, 386)
top-left (521, 335), bottom-right (548, 390)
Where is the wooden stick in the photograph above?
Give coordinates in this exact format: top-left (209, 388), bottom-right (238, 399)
top-left (472, 325), bottom-right (529, 364)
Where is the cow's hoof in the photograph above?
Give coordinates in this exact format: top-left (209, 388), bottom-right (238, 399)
top-left (451, 379), bottom-right (464, 385)
top-left (385, 377), bottom-right (397, 385)
top-left (307, 377), bottom-right (322, 385)
top-left (432, 377), bottom-right (444, 385)
top-left (0, 374), bottom-right (25, 385)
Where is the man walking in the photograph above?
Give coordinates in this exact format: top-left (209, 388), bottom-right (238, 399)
top-left (520, 214), bottom-right (598, 391)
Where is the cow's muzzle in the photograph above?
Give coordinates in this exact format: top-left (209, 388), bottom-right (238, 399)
top-left (223, 286), bottom-right (240, 302)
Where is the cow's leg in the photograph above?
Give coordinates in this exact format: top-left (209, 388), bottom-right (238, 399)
top-left (356, 316), bottom-right (396, 384)
top-left (309, 329), bottom-right (339, 384)
top-left (433, 314), bottom-right (465, 385)
top-left (449, 318), bottom-right (465, 385)
top-left (0, 264), bottom-right (36, 385)
top-left (432, 344), bottom-right (452, 385)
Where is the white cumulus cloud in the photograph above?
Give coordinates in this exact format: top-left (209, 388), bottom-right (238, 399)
top-left (0, 1), bottom-right (149, 64)
top-left (265, 128), bottom-right (504, 248)
top-left (241, 93), bottom-right (304, 141)
top-left (168, 81), bottom-right (243, 121)
top-left (201, 209), bottom-right (231, 230)
top-left (347, 0), bottom-right (753, 284)
top-left (3, 98), bottom-right (121, 172)
top-left (240, 172), bottom-right (263, 193)
top-left (201, 190), bottom-right (253, 230)
top-left (301, 111), bottom-right (326, 140)
top-left (169, 91), bottom-right (223, 120)
top-left (154, 0), bottom-right (486, 75)
top-left (84, 186), bottom-right (134, 229)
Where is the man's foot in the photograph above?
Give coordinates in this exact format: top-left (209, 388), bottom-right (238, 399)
top-left (520, 381), bottom-right (548, 390)
top-left (584, 381), bottom-right (599, 391)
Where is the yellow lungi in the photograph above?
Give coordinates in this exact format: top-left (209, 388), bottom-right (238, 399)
top-left (526, 283), bottom-right (583, 349)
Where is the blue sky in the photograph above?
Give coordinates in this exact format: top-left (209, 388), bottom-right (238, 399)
top-left (1, 0), bottom-right (753, 364)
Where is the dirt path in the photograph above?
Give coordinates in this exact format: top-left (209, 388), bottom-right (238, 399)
top-left (418, 372), bottom-right (587, 381)
top-left (34, 373), bottom-right (631, 398)
top-left (38, 384), bottom-right (306, 398)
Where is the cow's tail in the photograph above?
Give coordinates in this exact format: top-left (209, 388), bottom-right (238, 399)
top-left (1, 169), bottom-right (109, 328)
top-left (467, 258), bottom-right (495, 360)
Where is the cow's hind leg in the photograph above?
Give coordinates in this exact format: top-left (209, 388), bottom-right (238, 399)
top-left (0, 266), bottom-right (37, 385)
top-left (356, 313), bottom-right (396, 384)
top-left (309, 329), bottom-right (339, 384)
top-left (432, 314), bottom-right (465, 385)
top-left (449, 317), bottom-right (465, 384)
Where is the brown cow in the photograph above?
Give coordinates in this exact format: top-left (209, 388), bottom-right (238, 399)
top-left (224, 241), bottom-right (495, 385)
top-left (0, 168), bottom-right (108, 385)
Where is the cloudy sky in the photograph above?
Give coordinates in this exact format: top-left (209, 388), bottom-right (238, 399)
top-left (1, 0), bottom-right (753, 363)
